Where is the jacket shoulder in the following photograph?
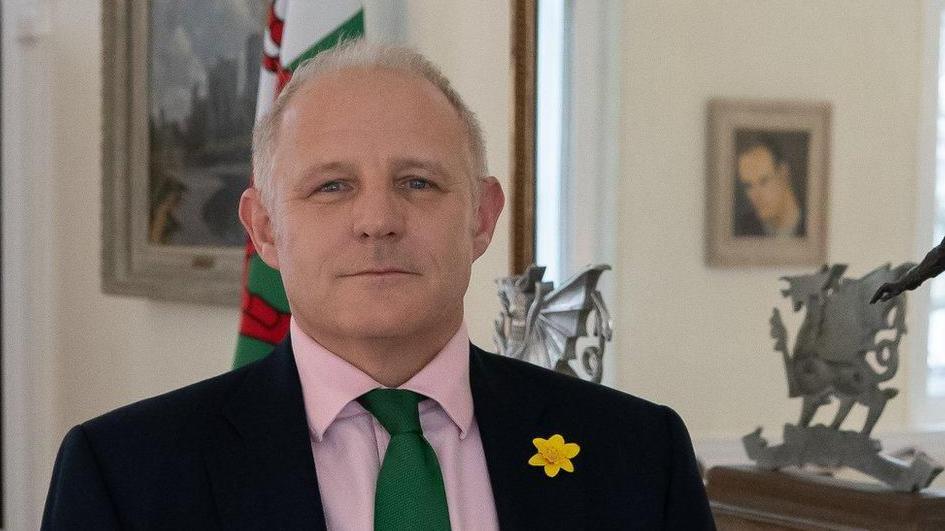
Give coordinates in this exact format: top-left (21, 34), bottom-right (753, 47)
top-left (473, 346), bottom-right (671, 423)
top-left (470, 346), bottom-right (713, 528)
top-left (81, 358), bottom-right (254, 439)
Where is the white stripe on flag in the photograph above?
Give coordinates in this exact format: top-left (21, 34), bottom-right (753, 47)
top-left (254, 70), bottom-right (279, 122)
top-left (280, 0), bottom-right (363, 66)
top-left (274, 0), bottom-right (288, 19)
top-left (263, 33), bottom-right (281, 57)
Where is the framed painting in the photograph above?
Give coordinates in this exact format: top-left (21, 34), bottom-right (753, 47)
top-left (706, 99), bottom-right (831, 267)
top-left (102, 0), bottom-right (267, 305)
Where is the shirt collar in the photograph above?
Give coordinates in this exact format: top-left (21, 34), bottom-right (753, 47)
top-left (290, 317), bottom-right (473, 442)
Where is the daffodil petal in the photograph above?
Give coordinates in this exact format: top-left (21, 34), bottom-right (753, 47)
top-left (528, 453), bottom-right (547, 466)
top-left (544, 464), bottom-right (560, 477)
top-left (549, 434), bottom-right (565, 446)
top-left (532, 437), bottom-right (548, 451)
top-left (562, 442), bottom-right (581, 459)
top-left (560, 458), bottom-right (574, 473)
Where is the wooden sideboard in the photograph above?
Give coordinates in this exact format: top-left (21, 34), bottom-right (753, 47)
top-left (706, 466), bottom-right (945, 530)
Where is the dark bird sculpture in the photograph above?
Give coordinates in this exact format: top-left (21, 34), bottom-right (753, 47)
top-left (871, 235), bottom-right (945, 303)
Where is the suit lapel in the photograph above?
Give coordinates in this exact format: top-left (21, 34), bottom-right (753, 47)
top-left (205, 339), bottom-right (327, 530)
top-left (470, 345), bottom-right (586, 530)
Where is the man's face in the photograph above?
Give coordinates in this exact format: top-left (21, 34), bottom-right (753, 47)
top-left (737, 146), bottom-right (792, 222)
top-left (242, 67), bottom-right (503, 344)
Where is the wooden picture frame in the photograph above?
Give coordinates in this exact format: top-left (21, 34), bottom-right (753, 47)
top-left (706, 99), bottom-right (831, 267)
top-left (102, 1), bottom-right (266, 305)
top-left (510, 0), bottom-right (537, 276)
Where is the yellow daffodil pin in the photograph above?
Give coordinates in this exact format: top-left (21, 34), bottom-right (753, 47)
top-left (528, 434), bottom-right (580, 477)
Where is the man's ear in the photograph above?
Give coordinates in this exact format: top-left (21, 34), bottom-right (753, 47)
top-left (472, 176), bottom-right (505, 260)
top-left (238, 187), bottom-right (280, 270)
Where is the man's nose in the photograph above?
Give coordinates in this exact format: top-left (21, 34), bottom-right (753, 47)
top-left (746, 185), bottom-right (762, 201)
top-left (351, 186), bottom-right (405, 241)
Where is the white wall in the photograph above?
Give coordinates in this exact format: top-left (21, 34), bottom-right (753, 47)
top-left (617, 0), bottom-right (922, 439)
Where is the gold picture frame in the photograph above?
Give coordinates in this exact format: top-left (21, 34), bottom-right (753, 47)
top-left (510, 0), bottom-right (537, 276)
top-left (706, 99), bottom-right (831, 267)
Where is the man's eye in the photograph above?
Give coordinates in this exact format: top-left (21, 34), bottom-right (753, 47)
top-left (404, 178), bottom-right (433, 190)
top-left (317, 181), bottom-right (348, 193)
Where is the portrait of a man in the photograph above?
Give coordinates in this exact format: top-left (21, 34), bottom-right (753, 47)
top-left (732, 131), bottom-right (810, 238)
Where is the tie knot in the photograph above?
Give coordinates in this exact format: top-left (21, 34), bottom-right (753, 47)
top-left (358, 389), bottom-right (424, 435)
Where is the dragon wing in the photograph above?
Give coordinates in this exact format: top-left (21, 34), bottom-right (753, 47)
top-left (533, 264), bottom-right (611, 368)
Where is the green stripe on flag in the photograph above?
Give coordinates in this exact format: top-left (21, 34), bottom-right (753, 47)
top-left (234, 336), bottom-right (281, 368)
top-left (287, 10), bottom-right (365, 72)
top-left (248, 254), bottom-right (290, 313)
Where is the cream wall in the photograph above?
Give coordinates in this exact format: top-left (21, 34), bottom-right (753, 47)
top-left (617, 0), bottom-right (923, 438)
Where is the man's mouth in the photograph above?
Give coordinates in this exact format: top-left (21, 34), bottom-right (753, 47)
top-left (340, 269), bottom-right (418, 277)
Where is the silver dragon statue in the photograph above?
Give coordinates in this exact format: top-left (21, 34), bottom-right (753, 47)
top-left (743, 263), bottom-right (943, 491)
top-left (493, 264), bottom-right (613, 383)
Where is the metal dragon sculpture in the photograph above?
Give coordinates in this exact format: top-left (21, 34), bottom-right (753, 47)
top-left (493, 264), bottom-right (613, 383)
top-left (744, 263), bottom-right (943, 491)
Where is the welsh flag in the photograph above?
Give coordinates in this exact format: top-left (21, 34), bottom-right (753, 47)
top-left (234, 0), bottom-right (365, 368)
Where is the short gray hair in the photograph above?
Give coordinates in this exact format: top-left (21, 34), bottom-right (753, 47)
top-left (252, 39), bottom-right (488, 205)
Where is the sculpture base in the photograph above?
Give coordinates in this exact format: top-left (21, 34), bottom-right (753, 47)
top-left (706, 465), bottom-right (945, 530)
top-left (744, 424), bottom-right (943, 491)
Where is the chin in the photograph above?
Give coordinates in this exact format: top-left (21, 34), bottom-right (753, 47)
top-left (340, 315), bottom-right (426, 339)
top-left (337, 297), bottom-right (429, 332)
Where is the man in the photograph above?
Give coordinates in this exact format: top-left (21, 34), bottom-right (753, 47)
top-left (43, 41), bottom-right (714, 529)
top-left (734, 136), bottom-right (805, 238)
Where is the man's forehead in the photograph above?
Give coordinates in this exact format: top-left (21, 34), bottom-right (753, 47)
top-left (270, 67), bottom-right (475, 179)
top-left (274, 123), bottom-right (464, 170)
top-left (740, 146), bottom-right (775, 162)
top-left (739, 147), bottom-right (777, 171)
top-left (281, 67), bottom-right (462, 130)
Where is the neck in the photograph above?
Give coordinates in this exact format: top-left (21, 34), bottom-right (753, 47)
top-left (769, 195), bottom-right (800, 234)
top-left (297, 316), bottom-right (464, 388)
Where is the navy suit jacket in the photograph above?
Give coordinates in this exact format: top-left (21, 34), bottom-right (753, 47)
top-left (43, 340), bottom-right (715, 530)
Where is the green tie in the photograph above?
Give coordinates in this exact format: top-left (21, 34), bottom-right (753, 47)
top-left (358, 389), bottom-right (451, 531)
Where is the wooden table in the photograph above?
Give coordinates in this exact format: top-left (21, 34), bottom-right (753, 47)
top-left (706, 465), bottom-right (945, 530)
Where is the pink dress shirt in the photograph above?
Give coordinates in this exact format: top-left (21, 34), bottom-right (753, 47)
top-left (290, 318), bottom-right (500, 531)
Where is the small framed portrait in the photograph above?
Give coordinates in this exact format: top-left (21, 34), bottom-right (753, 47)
top-left (706, 99), bottom-right (830, 267)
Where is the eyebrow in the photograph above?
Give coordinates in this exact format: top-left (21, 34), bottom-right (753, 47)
top-left (298, 161), bottom-right (359, 179)
top-left (290, 161), bottom-right (356, 194)
top-left (296, 157), bottom-right (454, 183)
top-left (389, 157), bottom-right (452, 179)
